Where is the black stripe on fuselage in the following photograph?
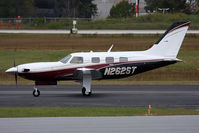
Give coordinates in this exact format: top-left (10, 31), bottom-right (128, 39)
top-left (99, 60), bottom-right (177, 79)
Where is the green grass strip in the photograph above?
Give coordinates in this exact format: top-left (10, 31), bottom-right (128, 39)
top-left (0, 107), bottom-right (199, 118)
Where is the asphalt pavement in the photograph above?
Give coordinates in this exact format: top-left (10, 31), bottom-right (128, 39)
top-left (0, 85), bottom-right (198, 108)
top-left (1, 116), bottom-right (199, 133)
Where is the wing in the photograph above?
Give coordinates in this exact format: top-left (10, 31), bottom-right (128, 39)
top-left (73, 68), bottom-right (102, 80)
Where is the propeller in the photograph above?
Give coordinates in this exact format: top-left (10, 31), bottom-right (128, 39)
top-left (14, 58), bottom-right (18, 86)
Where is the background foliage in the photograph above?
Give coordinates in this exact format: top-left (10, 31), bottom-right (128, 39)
top-left (0, 0), bottom-right (35, 17)
top-left (110, 1), bottom-right (135, 18)
top-left (145, 0), bottom-right (198, 14)
top-left (0, 0), bottom-right (97, 18)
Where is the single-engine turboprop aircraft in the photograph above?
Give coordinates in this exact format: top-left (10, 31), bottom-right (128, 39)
top-left (6, 21), bottom-right (190, 96)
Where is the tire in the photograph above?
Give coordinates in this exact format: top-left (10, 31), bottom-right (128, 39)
top-left (82, 87), bottom-right (92, 96)
top-left (82, 87), bottom-right (86, 96)
top-left (86, 92), bottom-right (92, 96)
top-left (33, 89), bottom-right (40, 97)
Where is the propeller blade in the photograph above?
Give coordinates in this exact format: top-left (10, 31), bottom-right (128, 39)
top-left (14, 58), bottom-right (16, 67)
top-left (14, 59), bottom-right (18, 86)
top-left (15, 72), bottom-right (18, 86)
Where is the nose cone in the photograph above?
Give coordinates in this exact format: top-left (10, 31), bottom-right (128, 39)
top-left (5, 67), bottom-right (17, 74)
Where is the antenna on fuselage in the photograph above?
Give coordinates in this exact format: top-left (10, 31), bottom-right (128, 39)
top-left (107, 44), bottom-right (114, 52)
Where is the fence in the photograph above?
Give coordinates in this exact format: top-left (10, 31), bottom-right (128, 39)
top-left (0, 17), bottom-right (92, 29)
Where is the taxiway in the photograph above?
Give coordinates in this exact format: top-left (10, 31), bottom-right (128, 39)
top-left (0, 85), bottom-right (198, 108)
top-left (1, 116), bottom-right (199, 133)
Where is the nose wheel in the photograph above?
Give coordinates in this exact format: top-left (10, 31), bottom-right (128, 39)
top-left (33, 87), bottom-right (40, 97)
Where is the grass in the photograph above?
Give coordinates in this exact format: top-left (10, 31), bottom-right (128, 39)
top-left (1, 13), bottom-right (199, 30)
top-left (0, 107), bottom-right (198, 118)
top-left (0, 34), bottom-right (199, 51)
top-left (50, 13), bottom-right (199, 30)
top-left (0, 34), bottom-right (198, 83)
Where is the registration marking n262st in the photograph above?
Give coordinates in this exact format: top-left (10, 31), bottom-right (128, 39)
top-left (104, 66), bottom-right (137, 76)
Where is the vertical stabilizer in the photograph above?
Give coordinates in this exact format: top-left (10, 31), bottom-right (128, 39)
top-left (146, 22), bottom-right (190, 58)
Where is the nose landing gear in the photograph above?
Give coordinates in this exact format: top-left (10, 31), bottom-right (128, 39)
top-left (33, 86), bottom-right (40, 97)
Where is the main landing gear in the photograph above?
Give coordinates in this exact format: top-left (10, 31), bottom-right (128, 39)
top-left (33, 86), bottom-right (40, 97)
top-left (82, 87), bottom-right (92, 96)
top-left (81, 69), bottom-right (92, 96)
top-left (32, 67), bottom-right (93, 97)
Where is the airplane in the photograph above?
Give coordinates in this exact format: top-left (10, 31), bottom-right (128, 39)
top-left (6, 21), bottom-right (190, 97)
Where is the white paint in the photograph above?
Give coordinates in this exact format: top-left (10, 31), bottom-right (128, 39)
top-left (136, 0), bottom-right (138, 17)
top-left (11, 52), bottom-right (162, 73)
top-left (146, 22), bottom-right (189, 58)
top-left (73, 20), bottom-right (77, 25)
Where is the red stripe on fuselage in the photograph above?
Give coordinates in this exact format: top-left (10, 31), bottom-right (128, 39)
top-left (18, 59), bottom-right (163, 81)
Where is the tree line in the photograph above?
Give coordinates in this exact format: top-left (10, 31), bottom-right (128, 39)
top-left (0, 0), bottom-right (97, 18)
top-left (145, 0), bottom-right (199, 14)
top-left (109, 0), bottom-right (198, 18)
top-left (0, 0), bottom-right (198, 18)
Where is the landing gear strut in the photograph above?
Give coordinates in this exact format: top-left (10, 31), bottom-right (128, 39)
top-left (33, 86), bottom-right (40, 97)
top-left (81, 69), bottom-right (92, 96)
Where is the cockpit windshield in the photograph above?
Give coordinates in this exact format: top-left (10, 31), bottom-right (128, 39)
top-left (60, 55), bottom-right (72, 64)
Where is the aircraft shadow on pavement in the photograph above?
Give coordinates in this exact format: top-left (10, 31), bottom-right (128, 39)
top-left (42, 93), bottom-right (115, 98)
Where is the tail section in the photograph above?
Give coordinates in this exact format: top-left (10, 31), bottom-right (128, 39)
top-left (146, 21), bottom-right (190, 58)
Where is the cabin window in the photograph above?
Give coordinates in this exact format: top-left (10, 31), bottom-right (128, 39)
top-left (119, 57), bottom-right (128, 62)
top-left (105, 57), bottom-right (114, 63)
top-left (60, 55), bottom-right (72, 64)
top-left (70, 56), bottom-right (83, 64)
top-left (92, 57), bottom-right (100, 63)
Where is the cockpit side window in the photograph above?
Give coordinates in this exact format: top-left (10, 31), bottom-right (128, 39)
top-left (60, 55), bottom-right (72, 64)
top-left (70, 56), bottom-right (83, 64)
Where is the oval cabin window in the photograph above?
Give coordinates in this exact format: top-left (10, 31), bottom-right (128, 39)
top-left (92, 57), bottom-right (100, 63)
top-left (106, 57), bottom-right (114, 63)
top-left (119, 57), bottom-right (128, 62)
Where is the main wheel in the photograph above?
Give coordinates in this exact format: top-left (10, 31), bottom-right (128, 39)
top-left (82, 87), bottom-right (92, 96)
top-left (33, 89), bottom-right (40, 97)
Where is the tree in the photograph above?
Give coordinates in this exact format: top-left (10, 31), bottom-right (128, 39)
top-left (54, 0), bottom-right (97, 18)
top-left (0, 0), bottom-right (35, 17)
top-left (78, 0), bottom-right (97, 18)
top-left (70, 0), bottom-right (97, 18)
top-left (109, 1), bottom-right (135, 18)
top-left (184, 0), bottom-right (199, 14)
top-left (145, 0), bottom-right (187, 13)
